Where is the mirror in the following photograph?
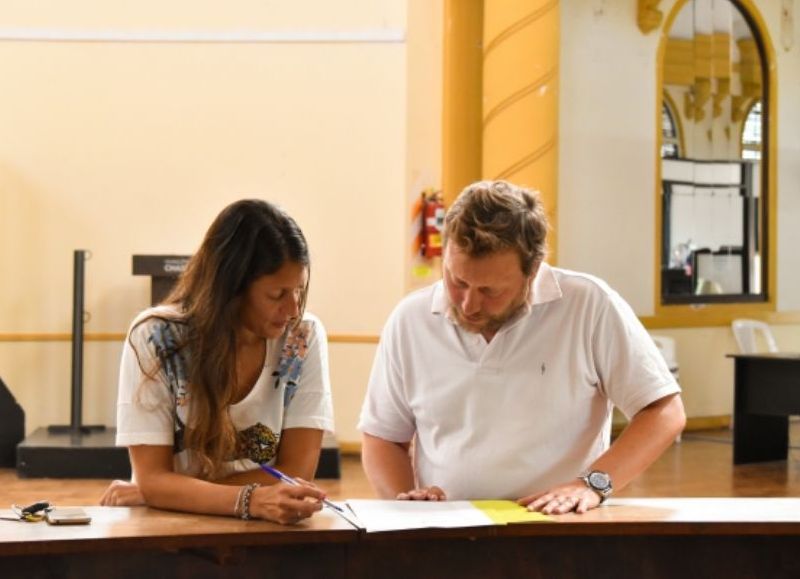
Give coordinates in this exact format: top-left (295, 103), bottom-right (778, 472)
top-left (660, 0), bottom-right (766, 304)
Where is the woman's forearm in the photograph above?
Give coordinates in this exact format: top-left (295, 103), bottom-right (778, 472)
top-left (139, 471), bottom-right (242, 516)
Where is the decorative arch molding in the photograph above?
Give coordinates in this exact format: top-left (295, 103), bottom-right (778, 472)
top-left (638, 0), bottom-right (665, 34)
top-left (662, 89), bottom-right (686, 156)
top-left (650, 0), bottom-right (780, 327)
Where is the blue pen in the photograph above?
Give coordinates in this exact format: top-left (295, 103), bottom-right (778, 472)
top-left (260, 464), bottom-right (344, 513)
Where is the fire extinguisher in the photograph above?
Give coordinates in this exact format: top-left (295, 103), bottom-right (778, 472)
top-left (420, 191), bottom-right (445, 259)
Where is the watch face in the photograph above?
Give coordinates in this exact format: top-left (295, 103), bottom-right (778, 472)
top-left (588, 471), bottom-right (611, 490)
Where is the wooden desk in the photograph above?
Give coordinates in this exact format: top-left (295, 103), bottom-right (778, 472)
top-left (0, 506), bottom-right (357, 578)
top-left (2, 499), bottom-right (799, 578)
top-left (729, 353), bottom-right (800, 464)
top-left (357, 498), bottom-right (800, 579)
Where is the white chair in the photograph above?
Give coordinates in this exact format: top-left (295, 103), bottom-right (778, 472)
top-left (731, 319), bottom-right (778, 354)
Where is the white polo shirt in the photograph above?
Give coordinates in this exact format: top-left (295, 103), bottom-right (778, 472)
top-left (358, 263), bottom-right (680, 500)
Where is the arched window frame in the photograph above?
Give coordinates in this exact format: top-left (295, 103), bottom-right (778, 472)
top-left (740, 100), bottom-right (762, 161)
top-left (661, 91), bottom-right (684, 159)
top-left (649, 0), bottom-right (778, 328)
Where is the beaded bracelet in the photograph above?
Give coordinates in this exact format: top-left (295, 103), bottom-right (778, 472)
top-left (233, 485), bottom-right (247, 518)
top-left (238, 483), bottom-right (260, 520)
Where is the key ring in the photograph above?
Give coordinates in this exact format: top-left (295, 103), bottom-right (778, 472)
top-left (10, 500), bottom-right (53, 522)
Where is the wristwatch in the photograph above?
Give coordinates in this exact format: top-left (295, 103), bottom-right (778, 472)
top-left (580, 470), bottom-right (613, 503)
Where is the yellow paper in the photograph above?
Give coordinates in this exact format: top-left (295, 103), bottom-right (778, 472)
top-left (471, 500), bottom-right (552, 524)
top-left (411, 263), bottom-right (432, 278)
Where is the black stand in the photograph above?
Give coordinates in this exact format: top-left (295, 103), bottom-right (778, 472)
top-left (48, 251), bottom-right (105, 435)
top-left (17, 250), bottom-right (130, 479)
top-left (132, 254), bottom-right (191, 305)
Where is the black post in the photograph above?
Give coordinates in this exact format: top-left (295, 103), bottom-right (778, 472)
top-left (48, 250), bottom-right (104, 435)
top-left (16, 248), bottom-right (128, 479)
top-left (70, 250), bottom-right (86, 432)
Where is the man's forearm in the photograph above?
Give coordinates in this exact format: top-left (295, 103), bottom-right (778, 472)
top-left (361, 433), bottom-right (415, 498)
top-left (590, 394), bottom-right (686, 491)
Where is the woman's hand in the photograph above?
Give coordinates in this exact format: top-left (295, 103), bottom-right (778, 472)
top-left (396, 486), bottom-right (447, 501)
top-left (248, 482), bottom-right (327, 525)
top-left (99, 480), bottom-right (146, 506)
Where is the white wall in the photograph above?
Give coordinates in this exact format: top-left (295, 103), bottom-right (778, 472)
top-left (558, 0), bottom-right (661, 314)
top-left (772, 1), bottom-right (800, 311)
top-left (559, 0), bottom-right (800, 315)
top-left (559, 0), bottom-right (800, 419)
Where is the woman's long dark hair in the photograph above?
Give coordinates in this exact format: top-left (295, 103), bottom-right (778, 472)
top-left (133, 199), bottom-right (309, 478)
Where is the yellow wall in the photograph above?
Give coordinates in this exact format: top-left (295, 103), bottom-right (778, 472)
top-left (482, 0), bottom-right (560, 260)
top-left (1, 0), bottom-right (799, 447)
top-left (0, 0), bottom-right (441, 444)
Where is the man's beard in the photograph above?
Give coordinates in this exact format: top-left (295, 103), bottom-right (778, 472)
top-left (449, 284), bottom-right (532, 336)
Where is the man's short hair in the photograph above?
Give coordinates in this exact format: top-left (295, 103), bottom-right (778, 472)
top-left (444, 180), bottom-right (548, 276)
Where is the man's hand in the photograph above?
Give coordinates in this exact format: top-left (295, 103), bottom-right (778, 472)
top-left (99, 480), bottom-right (146, 506)
top-left (396, 486), bottom-right (447, 501)
top-left (517, 480), bottom-right (600, 514)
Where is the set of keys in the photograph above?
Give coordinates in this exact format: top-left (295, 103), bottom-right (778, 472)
top-left (1, 501), bottom-right (53, 522)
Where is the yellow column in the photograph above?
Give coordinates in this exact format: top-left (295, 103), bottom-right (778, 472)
top-left (442, 0), bottom-right (484, 205)
top-left (482, 0), bottom-right (559, 261)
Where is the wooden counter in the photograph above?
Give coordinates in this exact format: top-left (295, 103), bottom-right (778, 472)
top-left (2, 498), bottom-right (799, 578)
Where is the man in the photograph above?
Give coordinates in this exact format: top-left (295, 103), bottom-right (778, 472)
top-left (358, 180), bottom-right (685, 514)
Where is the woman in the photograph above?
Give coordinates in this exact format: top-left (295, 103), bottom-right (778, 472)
top-left (100, 199), bottom-right (334, 524)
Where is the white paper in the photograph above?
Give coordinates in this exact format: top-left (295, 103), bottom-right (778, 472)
top-left (327, 501), bottom-right (364, 529)
top-left (345, 499), bottom-right (494, 533)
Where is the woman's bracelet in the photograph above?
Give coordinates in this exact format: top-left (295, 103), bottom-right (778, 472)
top-left (233, 485), bottom-right (247, 518)
top-left (236, 483), bottom-right (260, 520)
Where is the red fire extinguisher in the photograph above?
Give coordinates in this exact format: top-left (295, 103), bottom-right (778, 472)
top-left (420, 191), bottom-right (445, 259)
